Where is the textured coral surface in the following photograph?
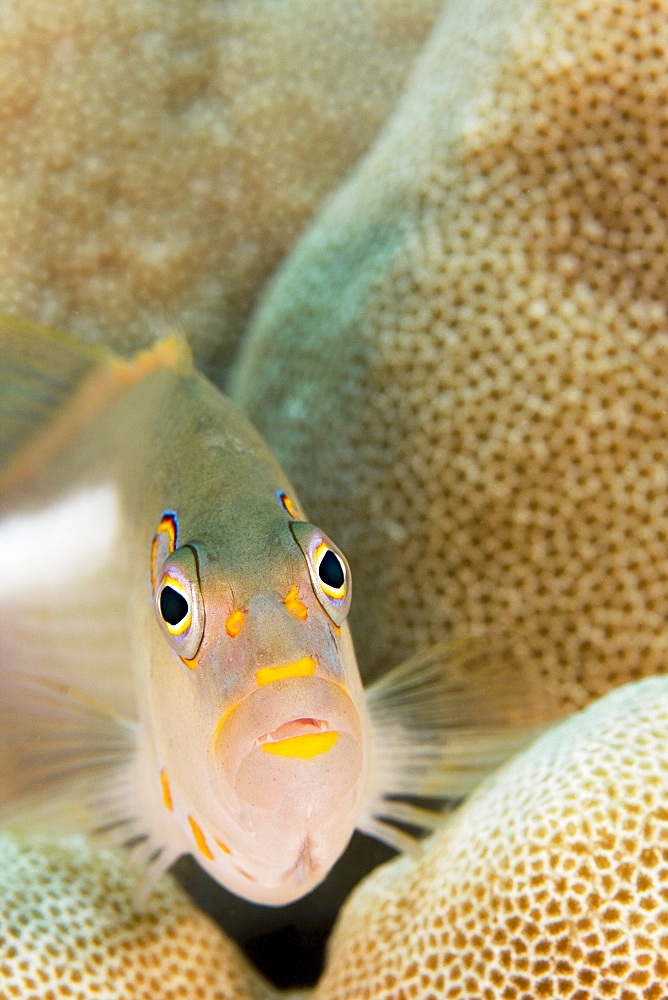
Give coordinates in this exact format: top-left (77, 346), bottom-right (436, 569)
top-left (0, 0), bottom-right (438, 374)
top-left (0, 832), bottom-right (273, 1000)
top-left (312, 676), bottom-right (668, 1000)
top-left (232, 0), bottom-right (668, 713)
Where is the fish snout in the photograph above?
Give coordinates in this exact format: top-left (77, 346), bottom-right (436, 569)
top-left (209, 677), bottom-right (364, 810)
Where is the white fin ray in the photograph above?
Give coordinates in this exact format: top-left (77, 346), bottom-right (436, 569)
top-left (357, 817), bottom-right (423, 857)
top-left (132, 845), bottom-right (186, 911)
top-left (0, 672), bottom-right (173, 881)
top-left (0, 672), bottom-right (185, 906)
top-left (361, 636), bottom-right (554, 849)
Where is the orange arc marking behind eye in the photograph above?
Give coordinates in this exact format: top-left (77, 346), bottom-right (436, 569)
top-left (255, 657), bottom-right (316, 687)
top-left (226, 609), bottom-right (246, 637)
top-left (284, 585), bottom-right (308, 620)
top-left (150, 513), bottom-right (178, 587)
top-left (279, 492), bottom-right (298, 519)
top-left (158, 513), bottom-right (178, 549)
top-left (160, 770), bottom-right (173, 811)
top-left (188, 816), bottom-right (215, 860)
top-left (150, 535), bottom-right (160, 588)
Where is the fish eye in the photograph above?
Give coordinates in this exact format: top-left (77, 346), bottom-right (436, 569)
top-left (314, 544), bottom-right (346, 598)
top-left (289, 522), bottom-right (352, 627)
top-left (153, 545), bottom-right (205, 661)
top-left (159, 579), bottom-right (191, 632)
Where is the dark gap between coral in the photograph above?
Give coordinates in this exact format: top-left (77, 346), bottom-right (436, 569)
top-left (174, 832), bottom-right (397, 989)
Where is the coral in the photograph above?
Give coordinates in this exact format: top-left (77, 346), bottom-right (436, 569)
top-left (0, 0), bottom-right (439, 375)
top-left (311, 676), bottom-right (668, 1000)
top-left (4, 677), bottom-right (668, 1000)
top-left (231, 0), bottom-right (668, 712)
top-left (0, 831), bottom-right (274, 1000)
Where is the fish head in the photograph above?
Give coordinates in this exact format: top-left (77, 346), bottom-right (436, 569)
top-left (147, 492), bottom-right (371, 904)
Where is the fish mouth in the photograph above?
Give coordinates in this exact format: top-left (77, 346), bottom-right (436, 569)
top-left (213, 677), bottom-right (360, 769)
top-left (209, 676), bottom-right (363, 807)
top-left (255, 717), bottom-right (332, 746)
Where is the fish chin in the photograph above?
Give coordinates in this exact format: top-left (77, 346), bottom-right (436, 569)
top-left (208, 799), bottom-right (359, 907)
top-left (206, 676), bottom-right (367, 903)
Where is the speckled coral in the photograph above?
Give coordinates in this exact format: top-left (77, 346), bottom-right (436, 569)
top-left (4, 678), bottom-right (668, 1000)
top-left (231, 0), bottom-right (668, 713)
top-left (0, 831), bottom-right (274, 1000)
top-left (0, 0), bottom-right (439, 374)
top-left (311, 675), bottom-right (668, 1000)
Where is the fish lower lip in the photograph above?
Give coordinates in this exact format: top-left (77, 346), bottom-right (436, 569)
top-left (255, 717), bottom-right (331, 746)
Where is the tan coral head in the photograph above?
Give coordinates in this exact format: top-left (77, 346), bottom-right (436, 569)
top-left (208, 674), bottom-right (365, 905)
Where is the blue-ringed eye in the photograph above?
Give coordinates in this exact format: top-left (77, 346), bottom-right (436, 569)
top-left (159, 578), bottom-right (191, 633)
top-left (314, 543), bottom-right (346, 599)
top-left (153, 544), bottom-right (205, 664)
top-left (289, 522), bottom-right (352, 627)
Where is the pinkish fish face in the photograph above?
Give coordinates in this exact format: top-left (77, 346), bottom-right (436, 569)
top-left (205, 673), bottom-right (367, 904)
top-left (147, 496), bottom-right (371, 904)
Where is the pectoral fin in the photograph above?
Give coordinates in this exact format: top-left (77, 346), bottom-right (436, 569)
top-left (0, 671), bottom-right (181, 903)
top-left (360, 636), bottom-right (558, 852)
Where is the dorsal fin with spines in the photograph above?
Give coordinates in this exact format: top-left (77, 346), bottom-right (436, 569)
top-left (0, 315), bottom-right (192, 495)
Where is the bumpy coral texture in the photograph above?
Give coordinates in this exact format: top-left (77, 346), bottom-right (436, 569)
top-left (232, 0), bottom-right (668, 710)
top-left (0, 0), bottom-right (439, 375)
top-left (0, 832), bottom-right (273, 1000)
top-left (312, 676), bottom-right (668, 1000)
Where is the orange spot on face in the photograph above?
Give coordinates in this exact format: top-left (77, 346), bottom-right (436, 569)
top-left (215, 839), bottom-right (231, 855)
top-left (160, 770), bottom-right (173, 811)
top-left (179, 654), bottom-right (197, 670)
top-left (226, 609), bottom-right (246, 637)
top-left (188, 815), bottom-right (214, 860)
top-left (284, 584), bottom-right (308, 621)
top-left (255, 657), bottom-right (316, 687)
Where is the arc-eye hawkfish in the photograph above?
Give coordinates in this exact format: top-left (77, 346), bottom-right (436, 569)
top-left (0, 317), bottom-right (542, 906)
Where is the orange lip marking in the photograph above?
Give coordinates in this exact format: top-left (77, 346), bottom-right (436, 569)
top-left (262, 730), bottom-right (339, 759)
top-left (188, 816), bottom-right (215, 860)
top-left (160, 770), bottom-right (173, 811)
top-left (284, 585), bottom-right (308, 621)
top-left (226, 609), bottom-right (246, 637)
top-left (215, 839), bottom-right (231, 855)
top-left (255, 656), bottom-right (316, 687)
top-left (212, 702), bottom-right (238, 742)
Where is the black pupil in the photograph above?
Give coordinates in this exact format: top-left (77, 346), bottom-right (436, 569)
top-left (160, 585), bottom-right (189, 626)
top-left (319, 549), bottom-right (345, 590)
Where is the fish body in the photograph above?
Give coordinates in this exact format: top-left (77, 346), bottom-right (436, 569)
top-left (0, 318), bottom-right (539, 906)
